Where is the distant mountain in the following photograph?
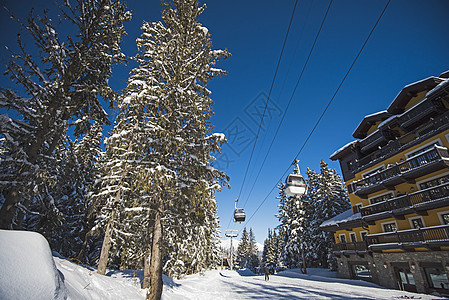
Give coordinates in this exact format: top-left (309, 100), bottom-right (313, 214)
top-left (220, 239), bottom-right (264, 254)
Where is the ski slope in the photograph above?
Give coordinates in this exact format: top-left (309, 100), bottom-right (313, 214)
top-left (162, 268), bottom-right (437, 300)
top-left (0, 230), bottom-right (442, 299)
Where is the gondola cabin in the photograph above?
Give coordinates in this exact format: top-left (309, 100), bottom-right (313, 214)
top-left (233, 199), bottom-right (246, 223)
top-left (233, 208), bottom-right (246, 223)
top-left (284, 173), bottom-right (307, 197)
top-left (284, 160), bottom-right (307, 197)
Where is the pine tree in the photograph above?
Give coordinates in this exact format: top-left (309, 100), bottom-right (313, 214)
top-left (262, 229), bottom-right (277, 274)
top-left (94, 1), bottom-right (229, 298)
top-left (306, 161), bottom-right (350, 269)
top-left (0, 0), bottom-right (131, 229)
top-left (247, 228), bottom-right (259, 272)
top-left (276, 181), bottom-right (307, 270)
top-left (237, 227), bottom-right (249, 269)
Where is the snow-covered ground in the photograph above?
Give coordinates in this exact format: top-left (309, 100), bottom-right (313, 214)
top-left (0, 230), bottom-right (443, 299)
top-left (162, 268), bottom-right (438, 299)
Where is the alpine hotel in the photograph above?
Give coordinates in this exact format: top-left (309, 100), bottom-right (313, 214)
top-left (320, 70), bottom-right (449, 295)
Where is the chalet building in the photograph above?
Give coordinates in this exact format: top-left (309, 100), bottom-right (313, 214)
top-left (320, 71), bottom-right (449, 296)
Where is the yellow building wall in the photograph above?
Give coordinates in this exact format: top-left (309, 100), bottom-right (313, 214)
top-left (366, 121), bottom-right (382, 137)
top-left (334, 227), bottom-right (367, 244)
top-left (404, 90), bottom-right (427, 111)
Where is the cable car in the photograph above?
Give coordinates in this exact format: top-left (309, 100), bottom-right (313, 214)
top-left (233, 199), bottom-right (246, 223)
top-left (285, 160), bottom-right (307, 197)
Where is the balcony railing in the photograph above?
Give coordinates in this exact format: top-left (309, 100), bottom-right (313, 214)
top-left (332, 241), bottom-right (369, 252)
top-left (397, 98), bottom-right (445, 130)
top-left (366, 224), bottom-right (449, 251)
top-left (361, 181), bottom-right (449, 217)
top-left (359, 130), bottom-right (392, 154)
top-left (353, 111), bottom-right (449, 174)
top-left (351, 145), bottom-right (449, 197)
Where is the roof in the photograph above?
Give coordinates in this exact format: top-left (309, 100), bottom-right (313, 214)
top-left (440, 70), bottom-right (449, 79)
top-left (329, 140), bottom-right (357, 161)
top-left (387, 76), bottom-right (444, 114)
top-left (352, 110), bottom-right (392, 139)
top-left (320, 209), bottom-right (362, 232)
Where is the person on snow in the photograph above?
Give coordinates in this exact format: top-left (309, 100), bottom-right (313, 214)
top-left (264, 266), bottom-right (270, 281)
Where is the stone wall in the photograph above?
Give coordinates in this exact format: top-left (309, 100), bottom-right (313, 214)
top-left (336, 251), bottom-right (449, 295)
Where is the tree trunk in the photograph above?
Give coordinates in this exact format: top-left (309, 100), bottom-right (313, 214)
top-left (147, 206), bottom-right (163, 300)
top-left (97, 210), bottom-right (116, 275)
top-left (0, 189), bottom-right (20, 229)
top-left (142, 238), bottom-right (152, 289)
top-left (300, 249), bottom-right (307, 274)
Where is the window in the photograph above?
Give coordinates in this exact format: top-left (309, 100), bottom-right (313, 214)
top-left (424, 267), bottom-right (449, 290)
top-left (438, 211), bottom-right (449, 225)
top-left (406, 139), bottom-right (442, 159)
top-left (349, 233), bottom-right (357, 243)
top-left (370, 192), bottom-right (394, 205)
top-left (360, 231), bottom-right (368, 241)
top-left (339, 234), bottom-right (347, 244)
top-left (353, 203), bottom-right (363, 214)
top-left (409, 217), bottom-right (424, 229)
top-left (382, 222), bottom-right (397, 233)
top-left (419, 174), bottom-right (449, 190)
top-left (351, 264), bottom-right (372, 281)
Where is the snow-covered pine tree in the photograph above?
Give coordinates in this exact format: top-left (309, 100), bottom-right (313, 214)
top-left (307, 161), bottom-right (350, 269)
top-left (0, 0), bottom-right (131, 229)
top-left (22, 122), bottom-right (104, 261)
top-left (94, 1), bottom-right (229, 298)
top-left (262, 228), bottom-right (277, 274)
top-left (247, 228), bottom-right (259, 272)
top-left (237, 227), bottom-right (249, 269)
top-left (276, 181), bottom-right (307, 270)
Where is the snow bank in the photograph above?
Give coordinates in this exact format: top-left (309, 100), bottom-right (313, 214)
top-left (0, 230), bottom-right (67, 300)
top-left (54, 255), bottom-right (144, 299)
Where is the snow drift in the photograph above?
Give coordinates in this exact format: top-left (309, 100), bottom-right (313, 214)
top-left (0, 229), bottom-right (67, 300)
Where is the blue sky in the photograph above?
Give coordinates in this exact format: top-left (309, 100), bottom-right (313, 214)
top-left (1, 0), bottom-right (449, 244)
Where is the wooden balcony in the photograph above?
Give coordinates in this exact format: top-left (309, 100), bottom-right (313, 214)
top-left (351, 145), bottom-right (449, 198)
top-left (361, 182), bottom-right (449, 221)
top-left (332, 241), bottom-right (370, 255)
top-left (359, 130), bottom-right (393, 154)
top-left (397, 98), bottom-right (445, 130)
top-left (353, 111), bottom-right (449, 175)
top-left (366, 224), bottom-right (449, 252)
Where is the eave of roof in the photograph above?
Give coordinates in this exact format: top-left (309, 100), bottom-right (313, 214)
top-left (352, 110), bottom-right (392, 139)
top-left (387, 76), bottom-right (444, 114)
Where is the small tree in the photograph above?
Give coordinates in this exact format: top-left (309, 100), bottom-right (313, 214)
top-left (0, 0), bottom-right (131, 229)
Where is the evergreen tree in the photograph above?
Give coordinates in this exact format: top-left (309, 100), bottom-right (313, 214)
top-left (236, 227), bottom-right (250, 269)
top-left (0, 0), bottom-right (131, 229)
top-left (276, 181), bottom-right (307, 270)
top-left (306, 161), bottom-right (350, 269)
top-left (262, 229), bottom-right (277, 274)
top-left (247, 228), bottom-right (259, 272)
top-left (94, 1), bottom-right (229, 298)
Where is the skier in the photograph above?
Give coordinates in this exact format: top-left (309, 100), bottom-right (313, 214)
top-left (264, 266), bottom-right (270, 281)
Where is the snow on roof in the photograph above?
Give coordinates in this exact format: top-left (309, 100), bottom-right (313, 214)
top-left (377, 115), bottom-right (398, 129)
top-left (426, 78), bottom-right (449, 98)
top-left (329, 140), bottom-right (357, 160)
top-left (320, 209), bottom-right (361, 228)
top-left (362, 110), bottom-right (389, 119)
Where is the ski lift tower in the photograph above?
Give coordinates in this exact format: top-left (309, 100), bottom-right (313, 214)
top-left (225, 230), bottom-right (238, 270)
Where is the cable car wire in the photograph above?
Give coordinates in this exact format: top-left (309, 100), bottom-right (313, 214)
top-left (241, 0), bottom-right (332, 209)
top-left (226, 0), bottom-right (300, 231)
top-left (241, 0), bottom-right (391, 229)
